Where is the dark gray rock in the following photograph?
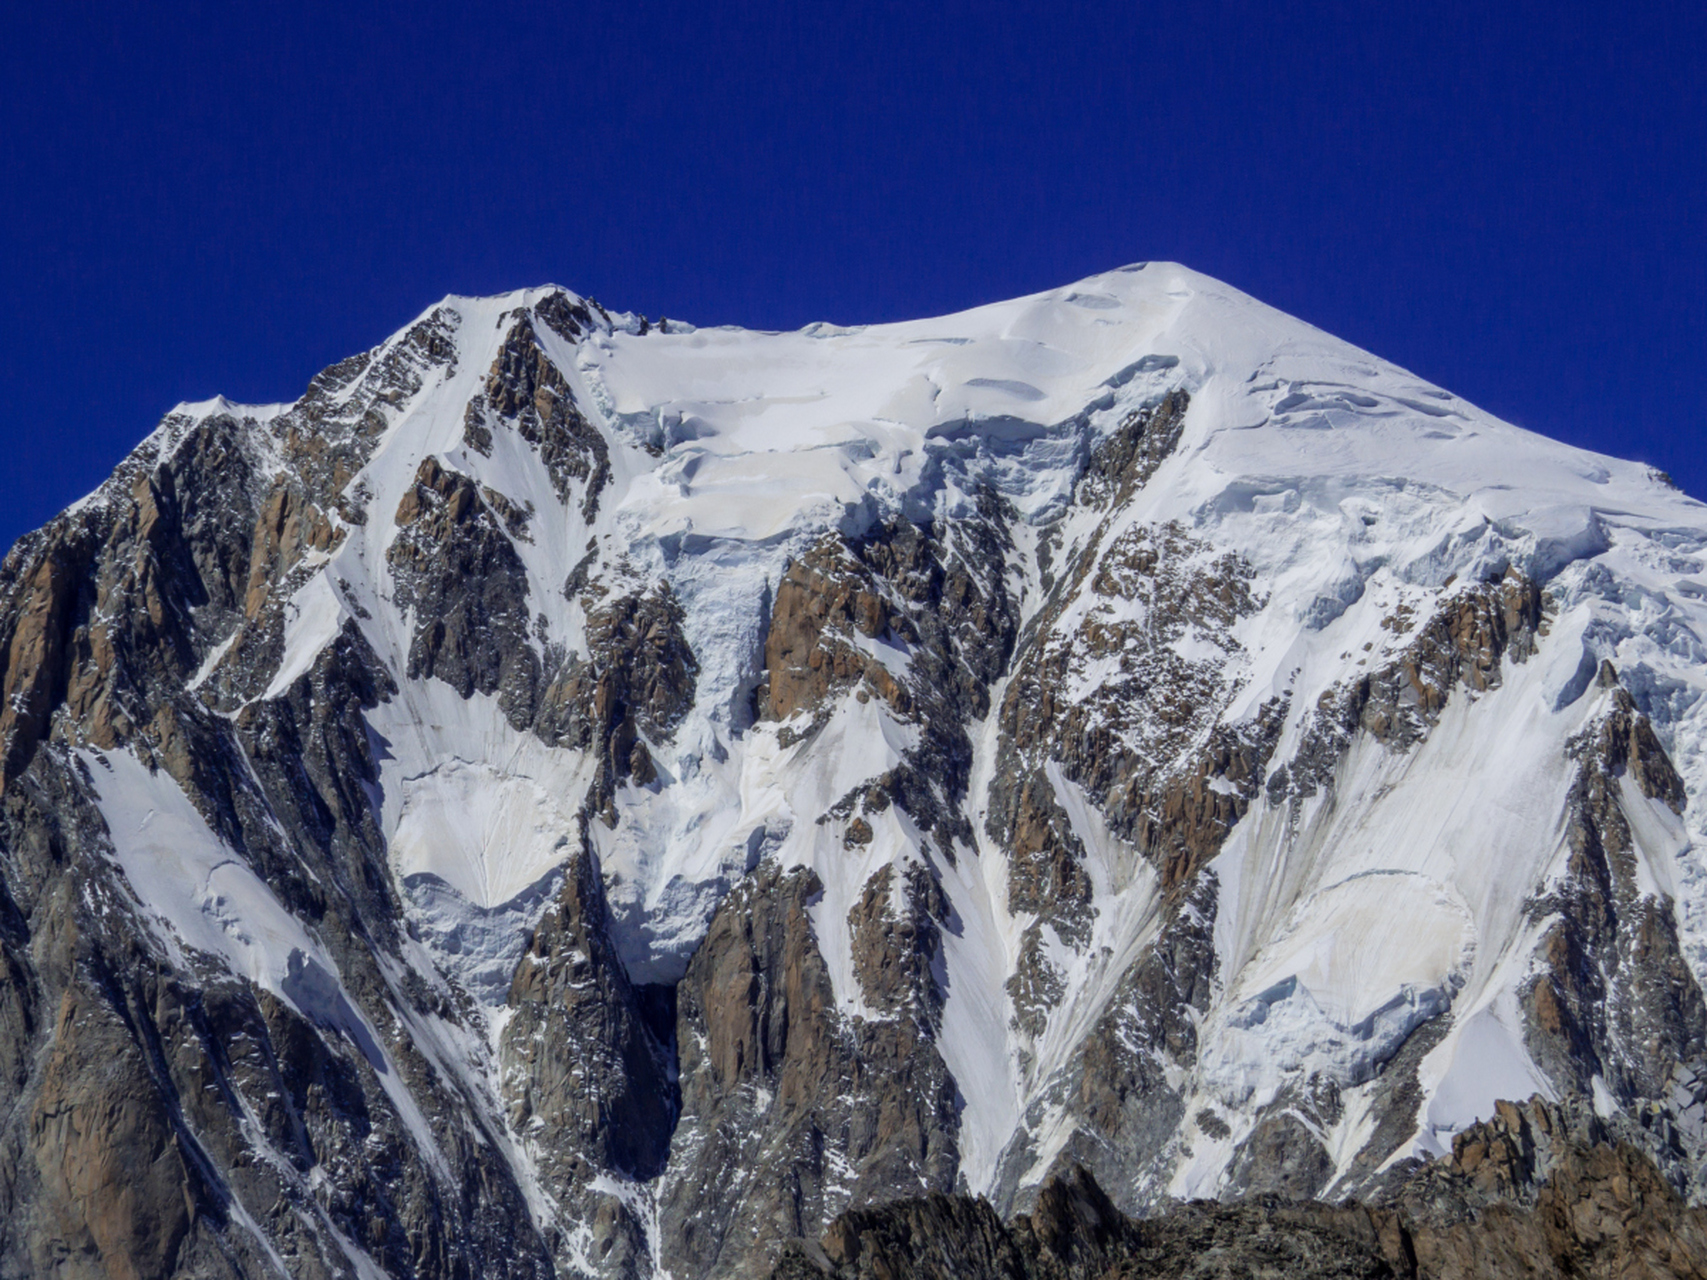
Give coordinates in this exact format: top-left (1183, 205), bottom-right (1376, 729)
top-left (775, 1125), bottom-right (1707, 1280)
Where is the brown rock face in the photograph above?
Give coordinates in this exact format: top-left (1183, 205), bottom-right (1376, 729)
top-left (998, 513), bottom-right (1264, 831)
top-left (847, 861), bottom-right (947, 1030)
top-left (975, 392), bottom-right (1291, 1211)
top-left (1224, 1112), bottom-right (1336, 1200)
top-left (991, 504), bottom-right (1274, 944)
top-left (0, 922), bottom-right (35, 1108)
top-left (777, 504), bottom-right (1021, 863)
top-left (979, 495), bottom-right (1587, 1224)
top-left (993, 871), bottom-right (1220, 1213)
top-left (761, 537), bottom-right (910, 725)
top-left (771, 1163), bottom-right (1403, 1280)
top-left (1390, 1097), bottom-right (1707, 1279)
top-left (0, 539), bottom-right (87, 783)
top-left (1004, 772), bottom-right (1095, 937)
top-left (243, 484), bottom-right (338, 618)
top-left (661, 860), bottom-right (961, 1280)
top-left (25, 986), bottom-right (200, 1280)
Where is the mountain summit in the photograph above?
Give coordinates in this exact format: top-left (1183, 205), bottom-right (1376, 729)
top-left (2, 264), bottom-right (1705, 1278)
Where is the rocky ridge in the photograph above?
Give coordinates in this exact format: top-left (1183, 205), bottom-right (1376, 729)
top-left (770, 1098), bottom-right (1707, 1280)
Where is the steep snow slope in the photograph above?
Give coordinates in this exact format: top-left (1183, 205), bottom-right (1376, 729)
top-left (8, 261), bottom-right (1707, 1278)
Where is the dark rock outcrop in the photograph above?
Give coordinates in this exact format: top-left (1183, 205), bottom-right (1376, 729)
top-left (471, 313), bottom-right (610, 519)
top-left (389, 454), bottom-right (543, 726)
top-left (775, 1113), bottom-right (1707, 1280)
top-left (660, 860), bottom-right (961, 1280)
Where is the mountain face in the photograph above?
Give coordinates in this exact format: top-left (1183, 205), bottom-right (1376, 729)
top-left (2, 263), bottom-right (1706, 1279)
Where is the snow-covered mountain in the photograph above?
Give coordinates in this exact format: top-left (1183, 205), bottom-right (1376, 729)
top-left (2, 263), bottom-right (1706, 1279)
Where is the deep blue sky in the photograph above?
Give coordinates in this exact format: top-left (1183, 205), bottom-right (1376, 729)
top-left (4, 1), bottom-right (1703, 552)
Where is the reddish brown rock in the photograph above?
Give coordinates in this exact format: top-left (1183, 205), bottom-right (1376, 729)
top-left (762, 538), bottom-right (911, 724)
top-left (25, 986), bottom-right (201, 1280)
top-left (0, 540), bottom-right (87, 782)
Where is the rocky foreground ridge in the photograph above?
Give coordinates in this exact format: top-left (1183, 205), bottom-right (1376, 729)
top-left (2, 264), bottom-right (1707, 1278)
top-left (773, 1098), bottom-right (1707, 1280)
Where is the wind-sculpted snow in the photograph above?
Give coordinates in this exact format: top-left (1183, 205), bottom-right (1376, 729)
top-left (3, 262), bottom-right (1707, 1278)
